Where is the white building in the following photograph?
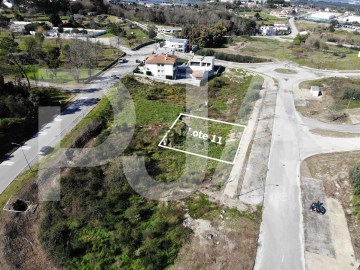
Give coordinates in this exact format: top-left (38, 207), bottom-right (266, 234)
top-left (157, 26), bottom-right (182, 34)
top-left (188, 55), bottom-right (215, 80)
top-left (164, 38), bottom-right (189, 52)
top-left (259, 25), bottom-right (276, 36)
top-left (306, 12), bottom-right (339, 22)
top-left (310, 86), bottom-right (322, 97)
top-left (144, 54), bottom-right (177, 79)
top-left (274, 23), bottom-right (289, 32)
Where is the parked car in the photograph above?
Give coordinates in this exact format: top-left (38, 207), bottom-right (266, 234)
top-left (39, 146), bottom-right (54, 156)
top-left (118, 58), bottom-right (127, 63)
top-left (111, 74), bottom-right (120, 79)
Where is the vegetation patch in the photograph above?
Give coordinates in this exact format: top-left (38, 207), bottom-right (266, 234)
top-left (196, 48), bottom-right (269, 63)
top-left (274, 68), bottom-right (297, 74)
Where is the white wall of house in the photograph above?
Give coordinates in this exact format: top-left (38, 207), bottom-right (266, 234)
top-left (165, 39), bottom-right (188, 52)
top-left (146, 63), bottom-right (176, 79)
top-left (188, 56), bottom-right (214, 71)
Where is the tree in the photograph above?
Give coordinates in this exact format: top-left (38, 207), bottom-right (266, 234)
top-left (148, 26), bottom-right (157, 39)
top-left (254, 12), bottom-right (261, 21)
top-left (49, 14), bottom-right (62, 27)
top-left (46, 47), bottom-right (60, 80)
top-left (0, 37), bottom-right (31, 90)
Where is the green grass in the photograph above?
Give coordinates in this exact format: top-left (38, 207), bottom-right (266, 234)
top-left (186, 193), bottom-right (262, 222)
top-left (60, 97), bottom-right (112, 147)
top-left (97, 32), bottom-right (115, 38)
top-left (0, 166), bottom-right (39, 209)
top-left (228, 36), bottom-right (360, 70)
top-left (299, 77), bottom-right (360, 109)
top-left (239, 11), bottom-right (287, 26)
top-left (168, 117), bottom-right (244, 163)
top-left (26, 67), bottom-right (102, 83)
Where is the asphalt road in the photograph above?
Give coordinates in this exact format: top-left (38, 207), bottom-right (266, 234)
top-left (211, 58), bottom-right (360, 269)
top-left (0, 43), bottom-right (157, 195)
top-left (244, 64), bottom-right (360, 270)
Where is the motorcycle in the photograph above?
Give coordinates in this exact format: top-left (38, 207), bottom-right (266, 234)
top-left (310, 201), bottom-right (326, 215)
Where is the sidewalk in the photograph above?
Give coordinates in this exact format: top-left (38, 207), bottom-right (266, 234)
top-left (223, 75), bottom-right (277, 200)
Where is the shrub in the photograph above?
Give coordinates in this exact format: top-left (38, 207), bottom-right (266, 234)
top-left (350, 164), bottom-right (360, 195)
top-left (195, 48), bottom-right (268, 63)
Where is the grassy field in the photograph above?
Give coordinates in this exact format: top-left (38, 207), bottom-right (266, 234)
top-left (299, 77), bottom-right (360, 110)
top-left (225, 36), bottom-right (360, 70)
top-left (166, 115), bottom-right (244, 163)
top-left (296, 20), bottom-right (360, 46)
top-left (238, 12), bottom-right (287, 26)
top-left (11, 37), bottom-right (122, 82)
top-left (0, 71), bottom-right (264, 269)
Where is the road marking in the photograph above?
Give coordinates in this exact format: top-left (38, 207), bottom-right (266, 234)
top-left (39, 131), bottom-right (47, 136)
top-left (281, 253), bottom-right (284, 263)
top-left (1, 161), bottom-right (14, 166)
top-left (54, 117), bottom-right (62, 122)
top-left (79, 96), bottom-right (89, 100)
top-left (20, 146), bottom-right (31, 150)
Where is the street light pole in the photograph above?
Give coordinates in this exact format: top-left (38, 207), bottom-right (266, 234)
top-left (11, 142), bottom-right (32, 171)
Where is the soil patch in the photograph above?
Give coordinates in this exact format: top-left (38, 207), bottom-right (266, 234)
top-left (0, 180), bottom-right (60, 270)
top-left (170, 214), bottom-right (259, 270)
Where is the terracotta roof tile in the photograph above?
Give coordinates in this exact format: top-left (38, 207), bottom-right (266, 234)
top-left (146, 54), bottom-right (177, 65)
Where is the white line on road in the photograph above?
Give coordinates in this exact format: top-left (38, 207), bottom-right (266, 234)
top-left (20, 146), bottom-right (31, 150)
top-left (39, 131), bottom-right (47, 136)
top-left (1, 161), bottom-right (14, 166)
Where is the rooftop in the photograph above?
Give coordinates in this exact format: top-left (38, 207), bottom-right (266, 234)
top-left (146, 54), bottom-right (177, 65)
top-left (189, 55), bottom-right (214, 63)
top-left (167, 38), bottom-right (188, 43)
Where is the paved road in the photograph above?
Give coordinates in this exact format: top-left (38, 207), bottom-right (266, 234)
top-left (212, 58), bottom-right (360, 269)
top-left (0, 43), bottom-right (157, 195)
top-left (243, 64), bottom-right (360, 270)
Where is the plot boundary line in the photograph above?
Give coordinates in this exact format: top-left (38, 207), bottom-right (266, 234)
top-left (158, 113), bottom-right (247, 165)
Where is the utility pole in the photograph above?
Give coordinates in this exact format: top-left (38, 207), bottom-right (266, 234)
top-left (11, 142), bottom-right (32, 171)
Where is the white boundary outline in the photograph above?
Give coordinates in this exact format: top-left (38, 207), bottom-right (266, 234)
top-left (158, 113), bottom-right (246, 165)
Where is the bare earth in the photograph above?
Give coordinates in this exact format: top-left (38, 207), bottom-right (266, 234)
top-left (171, 213), bottom-right (259, 270)
top-left (0, 181), bottom-right (60, 270)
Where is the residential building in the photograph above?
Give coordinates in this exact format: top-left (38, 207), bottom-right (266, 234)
top-left (259, 25), bottom-right (276, 36)
top-left (188, 55), bottom-right (215, 80)
top-left (164, 38), bottom-right (189, 52)
top-left (144, 54), bottom-right (177, 79)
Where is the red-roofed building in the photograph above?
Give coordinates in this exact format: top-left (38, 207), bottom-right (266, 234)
top-left (144, 54), bottom-right (177, 80)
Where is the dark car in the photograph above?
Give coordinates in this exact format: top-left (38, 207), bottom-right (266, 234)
top-left (39, 146), bottom-right (54, 156)
top-left (111, 74), bottom-right (120, 79)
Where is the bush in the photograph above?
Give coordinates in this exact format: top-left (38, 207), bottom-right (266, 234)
top-left (350, 164), bottom-right (360, 195)
top-left (196, 48), bottom-right (268, 63)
